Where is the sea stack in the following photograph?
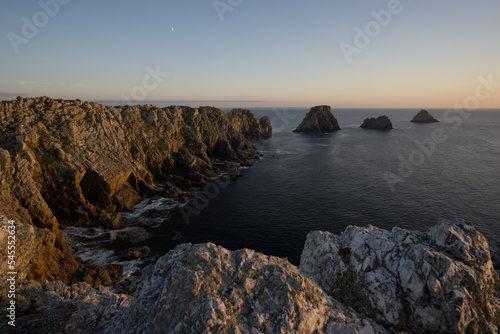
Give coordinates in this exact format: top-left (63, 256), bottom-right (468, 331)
top-left (293, 105), bottom-right (340, 133)
top-left (411, 110), bottom-right (439, 123)
top-left (360, 115), bottom-right (393, 130)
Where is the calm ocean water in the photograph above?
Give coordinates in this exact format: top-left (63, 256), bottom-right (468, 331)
top-left (144, 108), bottom-right (500, 265)
top-left (65, 108), bottom-right (500, 268)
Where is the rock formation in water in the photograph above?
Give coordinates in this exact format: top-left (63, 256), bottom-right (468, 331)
top-left (360, 115), bottom-right (393, 130)
top-left (0, 96), bottom-right (271, 289)
top-left (411, 109), bottom-right (439, 123)
top-left (293, 105), bottom-right (340, 133)
top-left (6, 219), bottom-right (500, 333)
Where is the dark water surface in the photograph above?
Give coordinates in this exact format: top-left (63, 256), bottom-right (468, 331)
top-left (145, 108), bottom-right (500, 265)
top-left (65, 108), bottom-right (500, 268)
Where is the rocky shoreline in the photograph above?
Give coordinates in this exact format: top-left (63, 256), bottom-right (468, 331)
top-left (2, 99), bottom-right (499, 333)
top-left (0, 96), bottom-right (271, 292)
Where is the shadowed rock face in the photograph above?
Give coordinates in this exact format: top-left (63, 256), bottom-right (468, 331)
top-left (411, 110), bottom-right (439, 123)
top-left (0, 96), bottom-right (271, 289)
top-left (293, 105), bottom-right (340, 133)
top-left (360, 115), bottom-right (393, 130)
top-left (9, 220), bottom-right (499, 333)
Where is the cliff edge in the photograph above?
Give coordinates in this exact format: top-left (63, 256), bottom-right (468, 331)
top-left (0, 96), bottom-right (271, 289)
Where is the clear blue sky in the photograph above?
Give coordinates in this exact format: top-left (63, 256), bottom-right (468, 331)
top-left (1, 0), bottom-right (499, 108)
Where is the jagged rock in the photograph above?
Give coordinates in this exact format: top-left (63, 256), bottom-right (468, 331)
top-left (0, 216), bottom-right (122, 298)
top-left (360, 116), bottom-right (393, 130)
top-left (488, 238), bottom-right (500, 273)
top-left (7, 221), bottom-right (500, 333)
top-left (228, 108), bottom-right (272, 139)
top-left (10, 281), bottom-right (132, 334)
top-left (0, 96), bottom-right (271, 290)
top-left (0, 216), bottom-right (40, 291)
top-left (411, 110), bottom-right (439, 123)
top-left (161, 184), bottom-right (184, 198)
top-left (293, 105), bottom-right (340, 133)
top-left (300, 219), bottom-right (500, 333)
top-left (46, 243), bottom-right (382, 333)
top-left (228, 167), bottom-right (242, 179)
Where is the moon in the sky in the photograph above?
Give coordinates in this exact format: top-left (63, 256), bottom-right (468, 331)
top-left (171, 27), bottom-right (174, 32)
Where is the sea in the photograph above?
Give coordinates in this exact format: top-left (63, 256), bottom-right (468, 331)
top-left (64, 108), bottom-right (500, 274)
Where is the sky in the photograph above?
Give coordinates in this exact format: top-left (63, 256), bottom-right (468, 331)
top-left (1, 0), bottom-right (499, 108)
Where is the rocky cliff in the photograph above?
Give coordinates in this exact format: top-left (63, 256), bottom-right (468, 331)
top-left (293, 105), bottom-right (340, 133)
top-left (6, 220), bottom-right (499, 333)
top-left (0, 96), bottom-right (271, 290)
top-left (360, 116), bottom-right (393, 130)
top-left (411, 110), bottom-right (439, 123)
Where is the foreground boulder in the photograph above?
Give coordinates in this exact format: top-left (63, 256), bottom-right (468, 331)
top-left (300, 219), bottom-right (500, 333)
top-left (293, 105), bottom-right (340, 133)
top-left (12, 243), bottom-right (385, 334)
top-left (411, 110), bottom-right (439, 123)
top-left (360, 115), bottom-right (393, 130)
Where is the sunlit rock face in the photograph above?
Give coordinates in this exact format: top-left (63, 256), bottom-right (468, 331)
top-left (0, 96), bottom-right (271, 288)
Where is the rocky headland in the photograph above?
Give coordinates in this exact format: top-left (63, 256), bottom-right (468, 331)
top-left (411, 110), bottom-right (439, 123)
top-left (0, 96), bottom-right (271, 290)
top-left (293, 105), bottom-right (340, 133)
top-left (360, 115), bottom-right (393, 130)
top-left (3, 219), bottom-right (499, 333)
top-left (2, 97), bottom-right (500, 333)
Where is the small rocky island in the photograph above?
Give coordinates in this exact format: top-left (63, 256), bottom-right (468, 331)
top-left (293, 105), bottom-right (340, 133)
top-left (411, 109), bottom-right (439, 123)
top-left (360, 115), bottom-right (393, 130)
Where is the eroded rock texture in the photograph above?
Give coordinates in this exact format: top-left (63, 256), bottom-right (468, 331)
top-left (0, 96), bottom-right (271, 290)
top-left (300, 219), bottom-right (500, 333)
